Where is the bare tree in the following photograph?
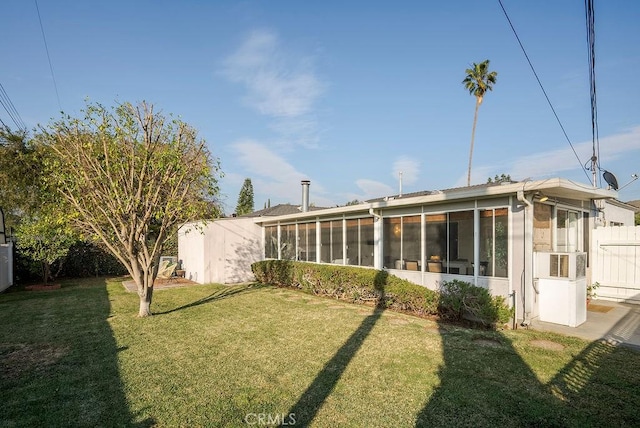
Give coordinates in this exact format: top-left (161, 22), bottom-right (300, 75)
top-left (39, 101), bottom-right (221, 316)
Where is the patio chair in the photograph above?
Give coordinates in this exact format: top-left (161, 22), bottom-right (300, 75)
top-left (157, 260), bottom-right (177, 279)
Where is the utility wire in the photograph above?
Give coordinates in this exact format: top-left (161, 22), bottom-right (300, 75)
top-left (497, 0), bottom-right (592, 183)
top-left (585, 0), bottom-right (600, 187)
top-left (0, 83), bottom-right (27, 131)
top-left (35, 0), bottom-right (62, 111)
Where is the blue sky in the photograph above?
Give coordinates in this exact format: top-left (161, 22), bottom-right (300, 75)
top-left (2, 1), bottom-right (640, 212)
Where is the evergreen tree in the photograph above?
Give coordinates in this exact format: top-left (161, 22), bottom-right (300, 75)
top-left (236, 178), bottom-right (255, 215)
top-left (487, 174), bottom-right (511, 184)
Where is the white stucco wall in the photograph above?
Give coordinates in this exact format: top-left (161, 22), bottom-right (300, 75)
top-left (178, 222), bottom-right (206, 283)
top-left (179, 218), bottom-right (262, 284)
top-left (602, 200), bottom-right (635, 226)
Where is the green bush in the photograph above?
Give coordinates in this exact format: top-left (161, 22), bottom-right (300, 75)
top-left (251, 261), bottom-right (439, 316)
top-left (60, 241), bottom-right (128, 278)
top-left (438, 279), bottom-right (512, 326)
top-left (252, 261), bottom-right (513, 328)
top-left (15, 240), bottom-right (127, 284)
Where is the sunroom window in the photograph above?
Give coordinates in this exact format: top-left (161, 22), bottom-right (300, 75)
top-left (346, 218), bottom-right (374, 267)
top-left (479, 208), bottom-right (508, 277)
top-left (264, 225), bottom-right (278, 259)
top-left (383, 215), bottom-right (420, 270)
top-left (298, 222), bottom-right (316, 262)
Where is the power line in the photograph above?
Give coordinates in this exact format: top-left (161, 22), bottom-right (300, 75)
top-left (34, 0), bottom-right (62, 111)
top-left (0, 83), bottom-right (27, 131)
top-left (497, 0), bottom-right (592, 183)
top-left (585, 0), bottom-right (600, 187)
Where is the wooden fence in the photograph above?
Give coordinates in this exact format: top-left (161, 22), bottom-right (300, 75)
top-left (592, 226), bottom-right (640, 303)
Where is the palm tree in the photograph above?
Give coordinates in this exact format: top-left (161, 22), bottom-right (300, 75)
top-left (463, 59), bottom-right (497, 186)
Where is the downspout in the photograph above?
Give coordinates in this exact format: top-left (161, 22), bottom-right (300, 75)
top-left (368, 208), bottom-right (382, 221)
top-left (516, 190), bottom-right (533, 326)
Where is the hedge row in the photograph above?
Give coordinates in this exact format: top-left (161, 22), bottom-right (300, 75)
top-left (15, 240), bottom-right (128, 283)
top-left (251, 260), bottom-right (512, 327)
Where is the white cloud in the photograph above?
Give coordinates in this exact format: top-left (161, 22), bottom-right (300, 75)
top-left (468, 126), bottom-right (640, 185)
top-left (222, 29), bottom-right (324, 119)
top-left (268, 116), bottom-right (321, 149)
top-left (231, 139), bottom-right (336, 207)
top-left (392, 156), bottom-right (420, 186)
top-left (354, 179), bottom-right (395, 200)
top-left (233, 139), bottom-right (303, 180)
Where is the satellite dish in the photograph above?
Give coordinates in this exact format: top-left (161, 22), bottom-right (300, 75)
top-left (603, 170), bottom-right (619, 190)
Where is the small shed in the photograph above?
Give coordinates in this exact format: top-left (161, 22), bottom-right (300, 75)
top-left (178, 217), bottom-right (262, 284)
top-left (178, 204), bottom-right (320, 284)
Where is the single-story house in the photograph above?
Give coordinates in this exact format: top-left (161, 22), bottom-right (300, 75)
top-left (600, 199), bottom-right (637, 226)
top-left (179, 178), bottom-right (631, 327)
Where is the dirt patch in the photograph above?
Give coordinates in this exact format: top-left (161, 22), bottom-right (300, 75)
top-left (473, 338), bottom-right (503, 348)
top-left (24, 284), bottom-right (61, 291)
top-left (0, 343), bottom-right (68, 380)
top-left (588, 304), bottom-right (614, 313)
top-left (530, 339), bottom-right (565, 351)
top-left (153, 278), bottom-right (198, 288)
top-left (388, 317), bottom-right (411, 325)
top-left (122, 278), bottom-right (198, 292)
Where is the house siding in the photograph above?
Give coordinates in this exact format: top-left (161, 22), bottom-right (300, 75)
top-left (178, 218), bottom-right (261, 284)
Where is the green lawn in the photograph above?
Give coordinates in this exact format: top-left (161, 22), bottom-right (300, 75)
top-left (1, 277), bottom-right (639, 427)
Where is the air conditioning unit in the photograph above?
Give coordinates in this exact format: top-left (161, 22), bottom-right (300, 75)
top-left (535, 252), bottom-right (586, 280)
top-left (534, 252), bottom-right (587, 327)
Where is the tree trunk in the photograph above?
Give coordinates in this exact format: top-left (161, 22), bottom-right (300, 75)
top-left (138, 285), bottom-right (154, 317)
top-left (42, 261), bottom-right (51, 285)
top-left (467, 97), bottom-right (482, 187)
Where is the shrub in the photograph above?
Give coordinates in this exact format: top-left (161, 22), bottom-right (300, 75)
top-left (60, 241), bottom-right (128, 278)
top-left (438, 279), bottom-right (512, 326)
top-left (252, 262), bottom-right (513, 328)
top-left (252, 261), bottom-right (439, 316)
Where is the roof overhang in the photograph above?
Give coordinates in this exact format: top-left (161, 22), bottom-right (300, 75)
top-left (254, 178), bottom-right (618, 224)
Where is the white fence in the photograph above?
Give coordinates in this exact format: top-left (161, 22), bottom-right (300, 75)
top-left (592, 226), bottom-right (640, 303)
top-left (0, 242), bottom-right (13, 292)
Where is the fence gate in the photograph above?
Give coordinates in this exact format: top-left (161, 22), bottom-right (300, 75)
top-left (592, 226), bottom-right (640, 303)
top-left (0, 242), bottom-right (13, 292)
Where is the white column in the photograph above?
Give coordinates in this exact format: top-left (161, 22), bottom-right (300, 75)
top-left (474, 206), bottom-right (480, 285)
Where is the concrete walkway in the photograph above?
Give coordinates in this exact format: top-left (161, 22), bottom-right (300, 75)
top-left (121, 279), bottom-right (198, 293)
top-left (531, 299), bottom-right (640, 350)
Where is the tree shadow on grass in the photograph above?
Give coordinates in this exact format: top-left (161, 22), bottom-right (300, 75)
top-left (155, 282), bottom-right (268, 315)
top-left (415, 311), bottom-right (640, 427)
top-left (546, 311), bottom-right (640, 425)
top-left (0, 277), bottom-right (155, 426)
top-left (415, 323), bottom-right (569, 427)
top-left (281, 270), bottom-right (389, 427)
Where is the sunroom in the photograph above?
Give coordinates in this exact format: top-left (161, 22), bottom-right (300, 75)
top-left (257, 178), bottom-right (617, 326)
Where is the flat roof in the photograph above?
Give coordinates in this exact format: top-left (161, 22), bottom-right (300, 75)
top-left (254, 178), bottom-right (618, 224)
